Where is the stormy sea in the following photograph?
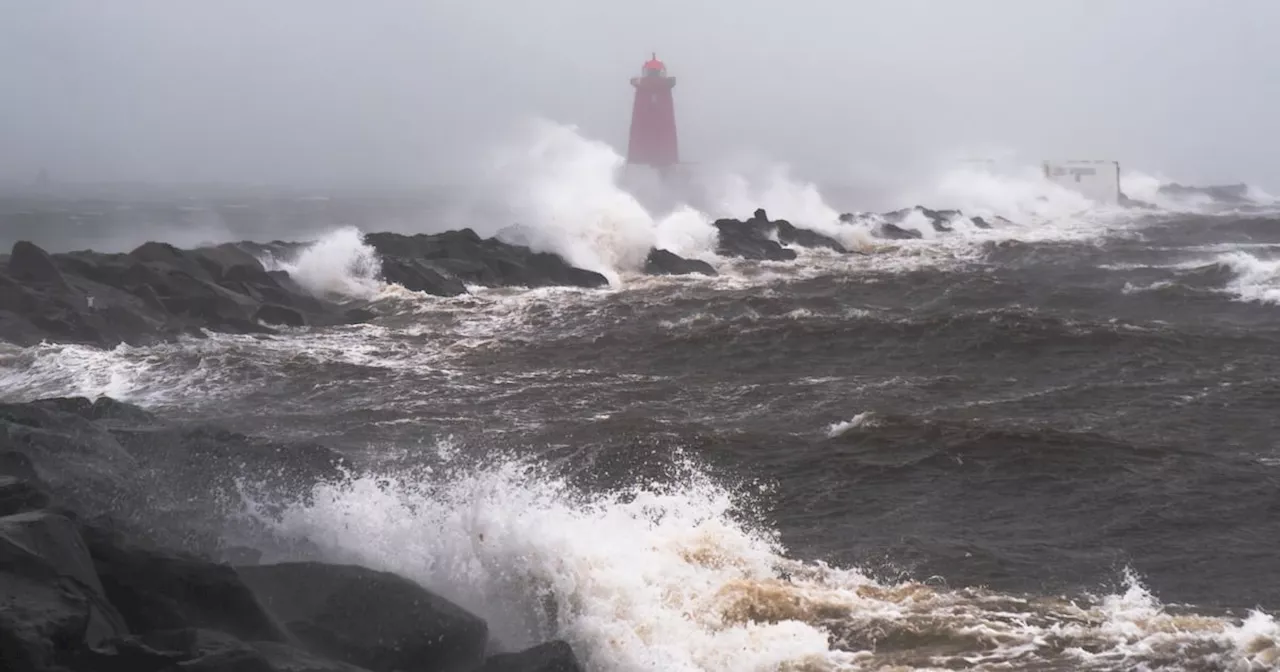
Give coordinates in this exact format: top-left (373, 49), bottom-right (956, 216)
top-left (2, 124), bottom-right (1279, 671)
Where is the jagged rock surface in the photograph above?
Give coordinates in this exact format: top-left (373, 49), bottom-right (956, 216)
top-left (0, 396), bottom-right (587, 672)
top-left (644, 248), bottom-right (717, 276)
top-left (2, 205), bottom-right (1016, 348)
top-left (364, 229), bottom-right (609, 296)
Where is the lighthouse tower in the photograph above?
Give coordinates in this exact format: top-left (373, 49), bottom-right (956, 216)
top-left (626, 53), bottom-right (679, 170)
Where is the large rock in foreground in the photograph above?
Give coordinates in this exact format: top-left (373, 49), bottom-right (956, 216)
top-left (238, 562), bottom-right (489, 672)
top-left (0, 396), bottom-right (587, 672)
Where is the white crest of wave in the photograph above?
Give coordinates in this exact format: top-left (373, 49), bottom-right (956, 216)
top-left (1245, 183), bottom-right (1280, 205)
top-left (691, 158), bottom-right (874, 251)
top-left (480, 119), bottom-right (901, 281)
top-left (262, 226), bottom-right (384, 300)
top-left (240, 451), bottom-right (1279, 671)
top-left (825, 412), bottom-right (879, 437)
top-left (913, 162), bottom-right (1099, 224)
top-left (1118, 170), bottom-right (1225, 212)
top-left (243, 456), bottom-right (851, 672)
top-left (1215, 250), bottom-right (1280, 303)
top-left (485, 119), bottom-right (718, 285)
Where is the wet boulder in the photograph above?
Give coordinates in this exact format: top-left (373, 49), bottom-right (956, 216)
top-left (0, 510), bottom-right (130, 671)
top-left (365, 230), bottom-right (607, 292)
top-left (81, 522), bottom-right (290, 643)
top-left (256, 304), bottom-right (308, 327)
top-left (876, 223), bottom-right (923, 240)
top-left (713, 218), bottom-right (797, 262)
top-left (644, 248), bottom-right (718, 276)
top-left (9, 240), bottom-right (71, 290)
top-left (0, 236), bottom-right (381, 348)
top-left (478, 641), bottom-right (585, 672)
top-left (378, 257), bottom-right (468, 296)
top-left (0, 475), bottom-right (51, 516)
top-left (237, 562), bottom-right (489, 672)
top-left (713, 208), bottom-right (848, 260)
top-left (773, 219), bottom-right (847, 252)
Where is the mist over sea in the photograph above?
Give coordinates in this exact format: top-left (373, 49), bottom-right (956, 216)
top-left (4, 119), bottom-right (1280, 671)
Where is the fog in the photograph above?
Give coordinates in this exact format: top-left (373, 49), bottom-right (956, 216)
top-left (3, 0), bottom-right (1278, 189)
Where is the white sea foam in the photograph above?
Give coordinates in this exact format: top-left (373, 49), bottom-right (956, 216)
top-left (261, 225), bottom-right (385, 300)
top-left (1214, 250), bottom-right (1280, 304)
top-left (236, 451), bottom-right (1278, 672)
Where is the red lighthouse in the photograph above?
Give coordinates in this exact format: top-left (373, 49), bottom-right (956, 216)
top-left (626, 53), bottom-right (679, 170)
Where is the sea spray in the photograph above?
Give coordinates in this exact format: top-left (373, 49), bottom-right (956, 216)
top-left (261, 225), bottom-right (384, 299)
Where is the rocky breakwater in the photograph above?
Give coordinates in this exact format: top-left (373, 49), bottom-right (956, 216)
top-left (0, 238), bottom-right (377, 349)
top-left (0, 205), bottom-right (1011, 347)
top-left (362, 229), bottom-right (609, 297)
top-left (0, 229), bottom-right (616, 348)
top-left (711, 208), bottom-right (848, 262)
top-left (0, 395), bottom-right (584, 672)
top-left (847, 206), bottom-right (1006, 240)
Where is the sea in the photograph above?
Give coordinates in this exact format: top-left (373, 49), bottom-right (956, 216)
top-left (2, 121), bottom-right (1279, 671)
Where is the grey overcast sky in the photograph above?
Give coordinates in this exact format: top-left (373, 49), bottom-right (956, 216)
top-left (2, 0), bottom-right (1276, 189)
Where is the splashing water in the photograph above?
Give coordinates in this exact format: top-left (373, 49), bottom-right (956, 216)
top-left (485, 119), bottom-right (719, 284)
top-left (262, 226), bottom-right (384, 299)
top-left (239, 451), bottom-right (1278, 672)
top-left (1215, 251), bottom-right (1280, 304)
top-left (691, 160), bottom-right (875, 252)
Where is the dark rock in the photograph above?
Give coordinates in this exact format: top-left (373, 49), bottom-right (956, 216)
top-left (774, 219), bottom-right (847, 252)
top-left (365, 230), bottom-right (607, 295)
top-left (0, 475), bottom-right (50, 515)
top-left (644, 248), bottom-right (718, 276)
top-left (0, 399), bottom-right (141, 508)
top-left (219, 545), bottom-right (264, 566)
top-left (712, 208), bottom-right (847, 261)
top-left (129, 629), bottom-right (367, 672)
top-left (251, 641), bottom-right (372, 672)
top-left (0, 449), bottom-right (39, 481)
top-left (2, 223), bottom-right (617, 347)
top-left (712, 219), bottom-right (796, 261)
top-left (256, 304), bottom-right (307, 327)
top-left (9, 240), bottom-right (71, 290)
top-left (81, 522), bottom-right (290, 643)
top-left (378, 257), bottom-right (468, 296)
top-left (0, 397), bottom-right (349, 556)
top-left (478, 641), bottom-right (584, 672)
top-left (88, 396), bottom-right (158, 424)
top-left (0, 398), bottom-right (584, 672)
top-left (237, 562), bottom-right (488, 672)
top-left (971, 216), bottom-right (993, 229)
top-left (877, 223), bottom-right (923, 240)
top-left (25, 395), bottom-right (156, 425)
top-left (342, 308), bottom-right (377, 324)
top-left (194, 243), bottom-right (273, 273)
top-left (882, 205), bottom-right (960, 233)
top-left (0, 510), bottom-right (129, 671)
top-left (134, 628), bottom-right (254, 670)
top-left (0, 239), bottom-right (333, 348)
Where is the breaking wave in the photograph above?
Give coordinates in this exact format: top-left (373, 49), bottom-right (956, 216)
top-left (1215, 250), bottom-right (1280, 304)
top-left (239, 450), bottom-right (1279, 672)
top-left (483, 119), bottom-right (718, 285)
top-left (260, 225), bottom-right (385, 299)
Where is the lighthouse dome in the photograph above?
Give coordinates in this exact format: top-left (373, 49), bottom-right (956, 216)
top-left (641, 53), bottom-right (666, 77)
